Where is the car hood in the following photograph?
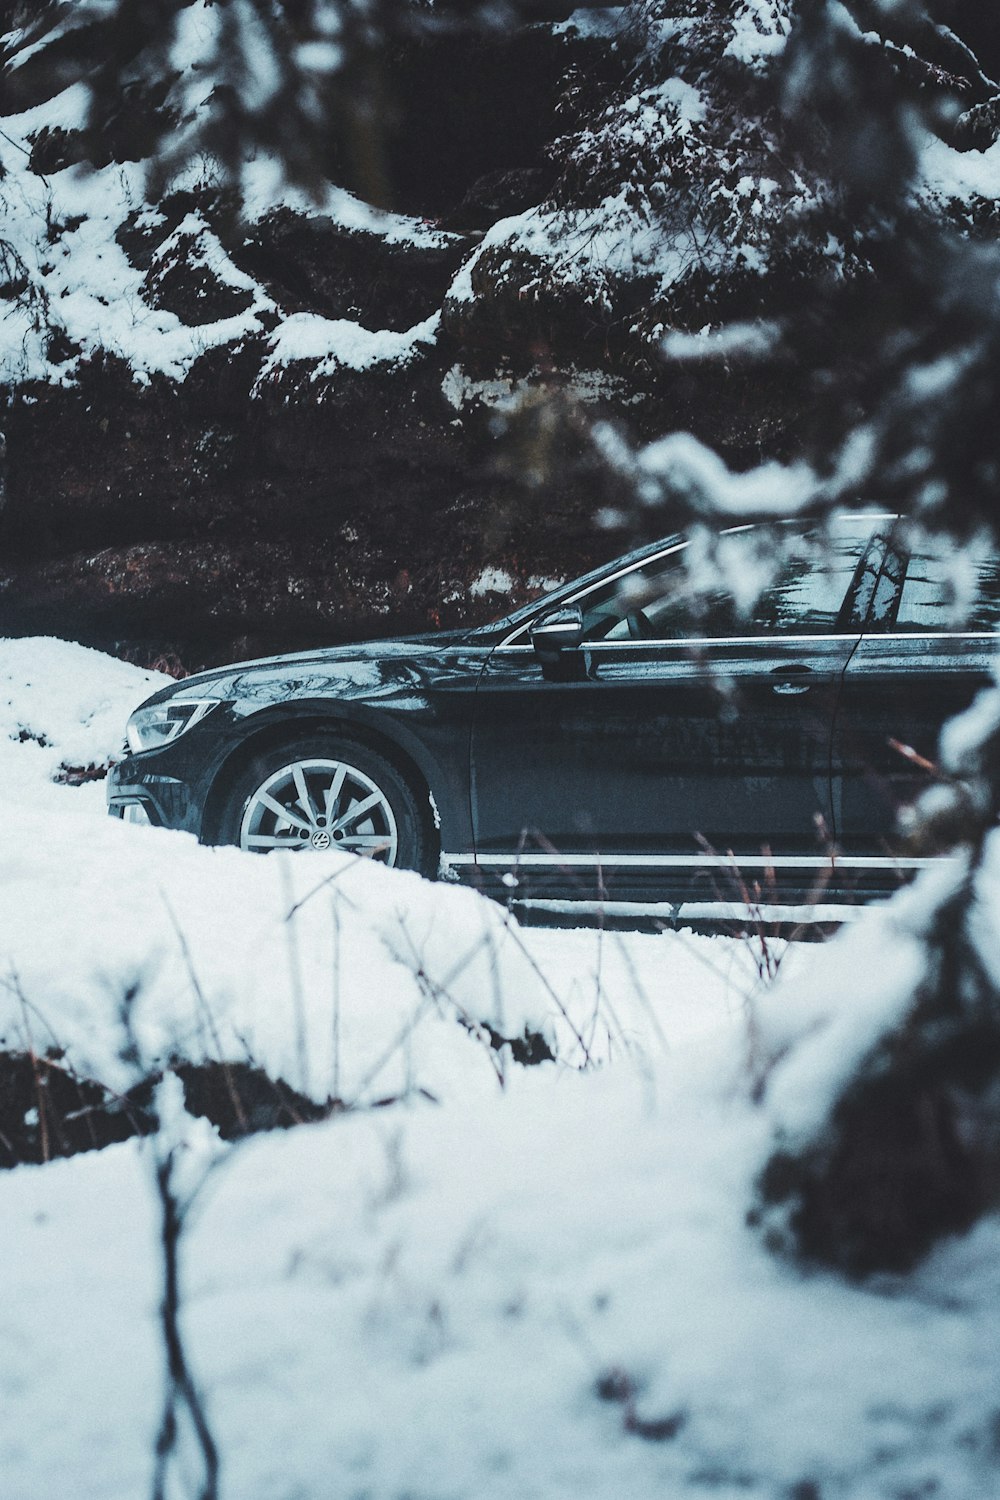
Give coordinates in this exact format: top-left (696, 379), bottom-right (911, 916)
top-left (144, 626), bottom-right (489, 703)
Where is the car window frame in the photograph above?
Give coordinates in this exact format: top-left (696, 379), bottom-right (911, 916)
top-left (499, 540), bottom-right (690, 649)
top-left (498, 515), bottom-right (903, 650)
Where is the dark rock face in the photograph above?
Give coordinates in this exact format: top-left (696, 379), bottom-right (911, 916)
top-left (0, 3), bottom-right (847, 668)
top-left (0, 14), bottom-right (661, 669)
top-left (143, 226), bottom-right (256, 326)
top-left (368, 24), bottom-right (622, 220)
top-left (0, 348), bottom-right (633, 668)
top-left (0, 1049), bottom-right (335, 1167)
top-left (237, 212), bottom-right (470, 330)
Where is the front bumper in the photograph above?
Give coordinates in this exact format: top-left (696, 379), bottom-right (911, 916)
top-left (105, 693), bottom-right (251, 834)
top-left (106, 754), bottom-right (204, 834)
top-left (108, 798), bottom-right (155, 826)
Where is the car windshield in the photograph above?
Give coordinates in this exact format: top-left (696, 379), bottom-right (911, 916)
top-left (484, 537), bottom-right (680, 635)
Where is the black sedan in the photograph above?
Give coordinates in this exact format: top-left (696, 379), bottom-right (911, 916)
top-left (107, 516), bottom-right (1000, 911)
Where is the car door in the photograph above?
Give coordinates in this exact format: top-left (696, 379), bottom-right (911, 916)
top-left (469, 519), bottom-right (882, 899)
top-left (834, 537), bottom-right (1000, 855)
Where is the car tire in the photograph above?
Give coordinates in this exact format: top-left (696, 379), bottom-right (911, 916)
top-left (217, 732), bottom-right (430, 874)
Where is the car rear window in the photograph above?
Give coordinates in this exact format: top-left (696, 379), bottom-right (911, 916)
top-left (886, 543), bottom-right (1000, 632)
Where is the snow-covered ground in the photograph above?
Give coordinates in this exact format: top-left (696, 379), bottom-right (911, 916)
top-left (1, 638), bottom-right (998, 1500)
top-left (0, 637), bottom-right (777, 1104)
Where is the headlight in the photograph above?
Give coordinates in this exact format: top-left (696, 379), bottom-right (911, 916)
top-left (126, 699), bottom-right (218, 753)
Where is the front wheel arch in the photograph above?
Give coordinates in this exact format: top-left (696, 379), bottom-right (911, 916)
top-left (202, 715), bottom-right (440, 874)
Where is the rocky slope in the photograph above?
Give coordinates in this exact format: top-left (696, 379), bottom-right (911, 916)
top-left (0, 0), bottom-right (997, 668)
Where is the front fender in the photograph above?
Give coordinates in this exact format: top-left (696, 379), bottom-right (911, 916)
top-left (206, 694), bottom-right (473, 853)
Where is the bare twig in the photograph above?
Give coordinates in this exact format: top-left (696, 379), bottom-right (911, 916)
top-left (13, 971), bottom-right (50, 1164)
top-left (150, 1143), bottom-right (220, 1500)
top-left (161, 894), bottom-right (248, 1133)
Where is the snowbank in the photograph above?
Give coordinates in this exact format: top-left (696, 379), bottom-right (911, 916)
top-left (3, 1015), bottom-right (999, 1500)
top-left (0, 636), bottom-right (170, 814)
top-left (0, 637), bottom-right (767, 1106)
top-left (0, 800), bottom-right (745, 1107)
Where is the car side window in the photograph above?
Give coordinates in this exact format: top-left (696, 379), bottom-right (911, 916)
top-left (753, 526), bottom-right (895, 635)
top-left (578, 520), bottom-right (889, 641)
top-left (875, 543), bottom-right (1000, 632)
top-left (578, 551), bottom-right (720, 641)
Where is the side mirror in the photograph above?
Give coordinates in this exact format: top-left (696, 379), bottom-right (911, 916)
top-left (529, 605), bottom-right (584, 659)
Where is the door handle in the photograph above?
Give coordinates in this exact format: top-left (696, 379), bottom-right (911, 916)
top-left (771, 666), bottom-right (812, 696)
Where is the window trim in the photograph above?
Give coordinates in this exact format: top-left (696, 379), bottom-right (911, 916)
top-left (492, 629), bottom-right (1000, 655)
top-left (500, 540), bottom-right (689, 648)
top-left (500, 514), bottom-right (905, 650)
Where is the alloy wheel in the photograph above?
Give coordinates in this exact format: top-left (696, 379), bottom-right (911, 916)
top-left (238, 757), bottom-right (399, 864)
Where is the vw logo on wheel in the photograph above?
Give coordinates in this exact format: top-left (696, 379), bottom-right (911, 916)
top-left (310, 829), bottom-right (333, 851)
